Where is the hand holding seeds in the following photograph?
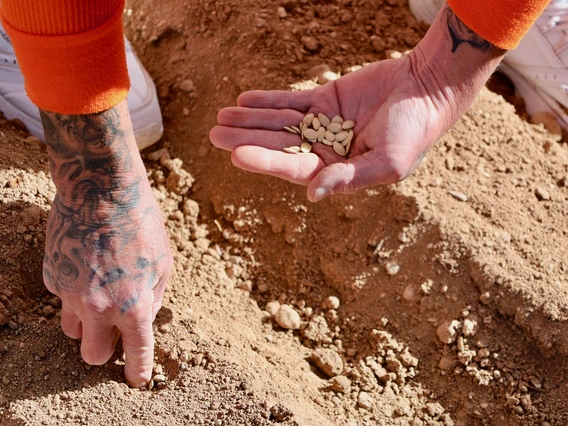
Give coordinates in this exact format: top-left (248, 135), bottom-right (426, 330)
top-left (212, 16), bottom-right (500, 202)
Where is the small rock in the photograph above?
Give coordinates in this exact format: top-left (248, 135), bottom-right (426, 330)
top-left (445, 156), bottom-right (455, 171)
top-left (178, 340), bottom-right (197, 352)
top-left (357, 391), bottom-right (373, 409)
top-left (152, 374), bottom-right (166, 383)
top-left (535, 187), bottom-right (550, 201)
top-left (385, 49), bottom-right (402, 59)
top-left (462, 315), bottom-right (480, 337)
top-left (274, 305), bottom-right (301, 330)
top-left (448, 190), bottom-right (468, 202)
top-left (7, 320), bottom-right (18, 330)
top-left (270, 403), bottom-right (293, 422)
top-left (370, 35), bottom-right (386, 52)
top-left (265, 301), bottom-right (281, 316)
top-left (42, 305), bottom-right (55, 318)
top-left (331, 375), bottom-right (351, 393)
top-left (402, 284), bottom-right (420, 302)
top-left (276, 6), bottom-right (287, 19)
top-left (436, 320), bottom-right (460, 344)
top-left (385, 262), bottom-right (400, 276)
top-left (311, 348), bottom-right (343, 377)
top-left (238, 280), bottom-right (253, 292)
top-left (438, 356), bottom-right (455, 370)
top-left (301, 36), bottom-right (319, 52)
top-left (307, 64), bottom-right (339, 84)
top-left (182, 199), bottom-right (200, 217)
top-left (258, 283), bottom-right (269, 293)
top-left (321, 296), bottom-right (340, 310)
top-left (179, 79), bottom-right (195, 92)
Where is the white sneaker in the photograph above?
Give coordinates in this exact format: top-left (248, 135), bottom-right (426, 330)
top-left (0, 25), bottom-right (163, 150)
top-left (409, 0), bottom-right (568, 133)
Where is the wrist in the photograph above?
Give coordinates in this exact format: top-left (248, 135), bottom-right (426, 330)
top-left (409, 5), bottom-right (506, 124)
top-left (42, 100), bottom-right (148, 198)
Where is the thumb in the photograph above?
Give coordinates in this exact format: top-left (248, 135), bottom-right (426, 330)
top-left (307, 150), bottom-right (393, 202)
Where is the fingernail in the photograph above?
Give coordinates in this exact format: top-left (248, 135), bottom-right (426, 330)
top-left (313, 187), bottom-right (330, 202)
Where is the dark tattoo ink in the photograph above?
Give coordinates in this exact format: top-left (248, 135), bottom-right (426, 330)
top-left (41, 106), bottom-right (164, 313)
top-left (445, 7), bottom-right (492, 54)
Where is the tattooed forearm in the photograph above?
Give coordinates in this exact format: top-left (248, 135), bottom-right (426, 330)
top-left (444, 7), bottom-right (495, 54)
top-left (41, 102), bottom-right (163, 312)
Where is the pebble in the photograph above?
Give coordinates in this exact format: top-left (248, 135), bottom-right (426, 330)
top-left (153, 374), bottom-right (166, 383)
top-left (42, 305), bottom-right (55, 318)
top-left (179, 79), bottom-right (195, 92)
top-left (448, 190), bottom-right (468, 202)
top-left (462, 316), bottom-right (479, 337)
top-left (385, 262), bottom-right (400, 276)
top-left (436, 320), bottom-right (460, 344)
top-left (301, 36), bottom-right (319, 51)
top-left (357, 391), bottom-right (373, 409)
top-left (321, 296), bottom-right (340, 310)
top-left (265, 301), bottom-right (281, 316)
top-left (535, 187), bottom-right (550, 200)
top-left (311, 348), bottom-right (343, 377)
top-left (269, 404), bottom-right (293, 421)
top-left (277, 6), bottom-right (287, 19)
top-left (307, 64), bottom-right (339, 84)
top-left (331, 375), bottom-right (351, 393)
top-left (7, 320), bottom-right (18, 330)
top-left (274, 305), bottom-right (301, 330)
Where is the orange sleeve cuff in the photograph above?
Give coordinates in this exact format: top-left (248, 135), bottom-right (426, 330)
top-left (0, 0), bottom-right (129, 114)
top-left (447, 0), bottom-right (549, 50)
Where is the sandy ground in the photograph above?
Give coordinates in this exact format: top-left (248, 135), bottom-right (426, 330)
top-left (1, 0), bottom-right (568, 425)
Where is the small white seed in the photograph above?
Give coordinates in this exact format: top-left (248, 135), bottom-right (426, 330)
top-left (291, 125), bottom-right (301, 133)
top-left (303, 113), bottom-right (315, 126)
top-left (335, 131), bottom-right (348, 142)
top-left (322, 139), bottom-right (333, 146)
top-left (284, 126), bottom-right (298, 134)
top-left (300, 142), bottom-right (312, 153)
top-left (325, 130), bottom-right (336, 142)
top-left (318, 113), bottom-right (331, 127)
top-left (312, 117), bottom-right (321, 130)
top-left (284, 146), bottom-right (301, 153)
top-left (342, 120), bottom-right (355, 130)
top-left (317, 126), bottom-right (325, 142)
top-left (331, 115), bottom-right (344, 125)
top-left (327, 122), bottom-right (343, 133)
top-left (303, 128), bottom-right (318, 140)
top-left (333, 142), bottom-right (346, 156)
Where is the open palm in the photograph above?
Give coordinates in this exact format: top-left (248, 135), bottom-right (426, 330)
top-left (210, 54), bottom-right (454, 202)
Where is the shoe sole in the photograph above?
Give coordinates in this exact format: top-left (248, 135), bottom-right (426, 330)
top-left (499, 62), bottom-right (568, 131)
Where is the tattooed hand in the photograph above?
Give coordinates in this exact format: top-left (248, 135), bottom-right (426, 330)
top-left (210, 6), bottom-right (506, 201)
top-left (41, 99), bottom-right (173, 388)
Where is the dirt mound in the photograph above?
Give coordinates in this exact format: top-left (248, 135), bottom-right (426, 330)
top-left (2, 1), bottom-right (568, 425)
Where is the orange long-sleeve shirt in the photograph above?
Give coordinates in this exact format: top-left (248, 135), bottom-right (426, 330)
top-left (0, 0), bottom-right (552, 115)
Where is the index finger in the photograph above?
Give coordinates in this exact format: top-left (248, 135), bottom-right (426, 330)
top-left (237, 90), bottom-right (313, 111)
top-left (119, 307), bottom-right (154, 388)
